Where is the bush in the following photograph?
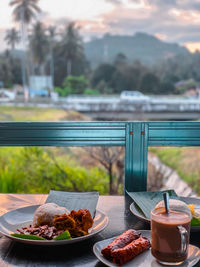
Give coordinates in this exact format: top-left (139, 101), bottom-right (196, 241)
top-left (0, 147), bottom-right (109, 194)
top-left (63, 75), bottom-right (89, 94)
top-left (84, 88), bottom-right (100, 95)
top-left (54, 87), bottom-right (72, 97)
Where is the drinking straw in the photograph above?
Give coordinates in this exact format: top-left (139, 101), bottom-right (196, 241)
top-left (163, 192), bottom-right (169, 214)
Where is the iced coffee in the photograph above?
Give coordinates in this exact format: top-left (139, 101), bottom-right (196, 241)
top-left (151, 200), bottom-right (192, 265)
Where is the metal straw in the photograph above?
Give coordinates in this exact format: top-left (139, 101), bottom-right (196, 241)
top-left (163, 192), bottom-right (169, 214)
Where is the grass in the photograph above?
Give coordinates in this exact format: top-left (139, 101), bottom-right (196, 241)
top-left (150, 147), bottom-right (200, 195)
top-left (0, 106), bottom-right (90, 121)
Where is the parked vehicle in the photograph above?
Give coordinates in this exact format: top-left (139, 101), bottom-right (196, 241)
top-left (0, 89), bottom-right (15, 102)
top-left (120, 91), bottom-right (150, 102)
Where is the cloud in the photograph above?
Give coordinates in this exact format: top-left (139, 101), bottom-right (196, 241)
top-left (83, 0), bottom-right (200, 46)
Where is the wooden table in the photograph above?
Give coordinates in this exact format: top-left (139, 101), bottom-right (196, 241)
top-left (0, 194), bottom-right (199, 266)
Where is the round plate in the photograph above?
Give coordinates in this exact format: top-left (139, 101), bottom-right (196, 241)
top-left (93, 230), bottom-right (200, 267)
top-left (130, 196), bottom-right (200, 231)
top-left (0, 205), bottom-right (109, 245)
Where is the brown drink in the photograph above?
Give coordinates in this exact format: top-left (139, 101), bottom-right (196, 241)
top-left (151, 207), bottom-right (191, 265)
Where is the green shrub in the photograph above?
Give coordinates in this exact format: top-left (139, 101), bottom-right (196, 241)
top-left (0, 147), bottom-right (109, 194)
top-left (84, 88), bottom-right (100, 95)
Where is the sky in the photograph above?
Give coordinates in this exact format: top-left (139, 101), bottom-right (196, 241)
top-left (0, 0), bottom-right (200, 52)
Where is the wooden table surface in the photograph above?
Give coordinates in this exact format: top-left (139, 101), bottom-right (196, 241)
top-left (0, 194), bottom-right (199, 267)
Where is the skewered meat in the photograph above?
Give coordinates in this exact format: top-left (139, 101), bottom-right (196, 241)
top-left (111, 236), bottom-right (151, 265)
top-left (101, 229), bottom-right (141, 260)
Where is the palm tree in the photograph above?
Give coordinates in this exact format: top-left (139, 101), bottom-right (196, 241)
top-left (4, 28), bottom-right (20, 51)
top-left (10, 0), bottom-right (41, 24)
top-left (47, 26), bottom-right (56, 90)
top-left (10, 0), bottom-right (41, 99)
top-left (59, 22), bottom-right (84, 76)
top-left (29, 22), bottom-right (49, 75)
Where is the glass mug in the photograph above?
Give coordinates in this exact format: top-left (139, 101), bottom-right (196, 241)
top-left (151, 199), bottom-right (192, 265)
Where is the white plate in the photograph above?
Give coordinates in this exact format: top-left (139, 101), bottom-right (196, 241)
top-left (130, 196), bottom-right (200, 232)
top-left (0, 205), bottom-right (108, 245)
top-left (93, 230), bottom-right (200, 267)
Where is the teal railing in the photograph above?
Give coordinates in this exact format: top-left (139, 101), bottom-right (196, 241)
top-left (0, 121), bottom-right (200, 192)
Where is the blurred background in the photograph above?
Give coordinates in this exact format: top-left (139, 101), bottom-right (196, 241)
top-left (0, 0), bottom-right (199, 196)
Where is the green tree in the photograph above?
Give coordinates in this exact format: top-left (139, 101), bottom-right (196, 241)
top-left (29, 22), bottom-right (49, 74)
top-left (0, 50), bottom-right (22, 87)
top-left (59, 22), bottom-right (84, 76)
top-left (63, 75), bottom-right (88, 95)
top-left (10, 0), bottom-right (41, 95)
top-left (91, 64), bottom-right (116, 90)
top-left (111, 64), bottom-right (142, 93)
top-left (53, 23), bottom-right (88, 87)
top-left (47, 26), bottom-right (56, 90)
top-left (140, 73), bottom-right (160, 94)
top-left (113, 53), bottom-right (127, 66)
top-left (4, 28), bottom-right (20, 51)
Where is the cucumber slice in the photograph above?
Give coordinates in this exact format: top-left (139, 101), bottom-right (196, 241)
top-left (11, 234), bottom-right (46, 240)
top-left (53, 230), bottom-right (71, 240)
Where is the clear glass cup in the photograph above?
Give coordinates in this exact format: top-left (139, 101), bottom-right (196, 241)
top-left (151, 199), bottom-right (192, 265)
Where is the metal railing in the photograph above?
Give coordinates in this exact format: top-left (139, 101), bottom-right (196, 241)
top-left (1, 121), bottom-right (200, 192)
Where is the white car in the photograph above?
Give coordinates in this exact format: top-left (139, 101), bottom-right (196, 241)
top-left (120, 91), bottom-right (150, 102)
top-left (0, 89), bottom-right (16, 102)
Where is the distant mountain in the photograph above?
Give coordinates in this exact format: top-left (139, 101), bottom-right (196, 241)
top-left (84, 32), bottom-right (190, 68)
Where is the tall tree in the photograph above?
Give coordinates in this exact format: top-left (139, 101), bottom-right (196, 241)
top-left (4, 28), bottom-right (20, 51)
top-left (10, 0), bottom-right (41, 97)
top-left (29, 22), bottom-right (48, 75)
top-left (59, 22), bottom-right (84, 76)
top-left (47, 26), bottom-right (56, 90)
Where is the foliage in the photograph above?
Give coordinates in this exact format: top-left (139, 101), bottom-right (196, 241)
top-left (91, 64), bottom-right (116, 89)
top-left (4, 28), bottom-right (20, 50)
top-left (0, 147), bottom-right (109, 194)
top-left (84, 88), bottom-right (99, 95)
top-left (0, 50), bottom-right (22, 87)
top-left (29, 22), bottom-right (49, 73)
top-left (62, 75), bottom-right (89, 95)
top-left (53, 23), bottom-right (89, 86)
top-left (10, 0), bottom-right (41, 24)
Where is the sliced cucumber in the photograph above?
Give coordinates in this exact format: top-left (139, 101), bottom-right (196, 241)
top-left (11, 233), bottom-right (46, 240)
top-left (53, 230), bottom-right (71, 240)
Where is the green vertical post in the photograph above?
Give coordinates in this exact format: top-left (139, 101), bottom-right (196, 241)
top-left (125, 122), bottom-right (148, 192)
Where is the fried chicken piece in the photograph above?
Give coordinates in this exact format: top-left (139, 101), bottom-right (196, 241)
top-left (53, 214), bottom-right (76, 231)
top-left (69, 227), bottom-right (88, 237)
top-left (53, 209), bottom-right (94, 238)
top-left (69, 209), bottom-right (93, 232)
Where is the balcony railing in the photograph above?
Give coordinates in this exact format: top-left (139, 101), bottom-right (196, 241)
top-left (0, 121), bottom-right (200, 192)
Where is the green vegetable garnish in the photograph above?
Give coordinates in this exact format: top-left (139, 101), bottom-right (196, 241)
top-left (11, 234), bottom-right (46, 240)
top-left (53, 230), bottom-right (71, 240)
top-left (191, 218), bottom-right (200, 227)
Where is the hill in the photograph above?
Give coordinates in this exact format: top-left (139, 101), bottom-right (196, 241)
top-left (84, 32), bottom-right (189, 67)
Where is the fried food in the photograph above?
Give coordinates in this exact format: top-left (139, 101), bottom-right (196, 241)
top-left (53, 208), bottom-right (94, 237)
top-left (101, 229), bottom-right (141, 260)
top-left (53, 214), bottom-right (76, 230)
top-left (111, 236), bottom-right (151, 265)
top-left (69, 209), bottom-right (93, 232)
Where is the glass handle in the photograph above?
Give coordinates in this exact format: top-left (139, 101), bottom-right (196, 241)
top-left (177, 225), bottom-right (189, 254)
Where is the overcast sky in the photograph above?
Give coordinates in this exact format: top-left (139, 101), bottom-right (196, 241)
top-left (0, 0), bottom-right (200, 52)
